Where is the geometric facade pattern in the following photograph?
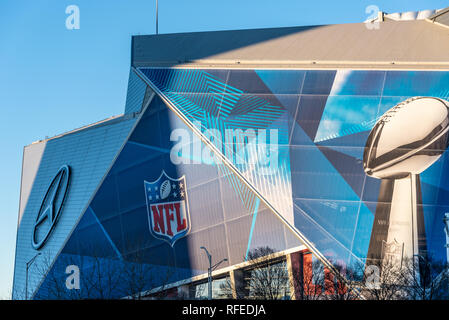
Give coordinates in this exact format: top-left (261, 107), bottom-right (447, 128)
top-left (15, 67), bottom-right (449, 299)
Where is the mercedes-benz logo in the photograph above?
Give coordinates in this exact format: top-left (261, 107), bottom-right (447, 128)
top-left (32, 165), bottom-right (71, 250)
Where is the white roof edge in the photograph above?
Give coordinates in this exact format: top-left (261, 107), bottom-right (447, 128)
top-left (28, 113), bottom-right (137, 147)
top-left (134, 59), bottom-right (449, 70)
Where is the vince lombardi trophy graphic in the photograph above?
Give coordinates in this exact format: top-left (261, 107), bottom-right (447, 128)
top-left (363, 97), bottom-right (449, 270)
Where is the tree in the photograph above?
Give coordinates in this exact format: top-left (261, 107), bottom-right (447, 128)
top-left (289, 253), bottom-right (361, 300)
top-left (357, 255), bottom-right (449, 300)
top-left (357, 257), bottom-right (407, 300)
top-left (219, 247), bottom-right (290, 300)
top-left (119, 241), bottom-right (175, 300)
top-left (290, 255), bottom-right (325, 300)
top-left (31, 240), bottom-right (177, 300)
top-left (399, 256), bottom-right (449, 300)
top-left (33, 249), bottom-right (122, 300)
top-left (244, 247), bottom-right (290, 300)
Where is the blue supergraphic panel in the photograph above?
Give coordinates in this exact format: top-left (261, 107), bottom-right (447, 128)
top-left (383, 71), bottom-right (449, 98)
top-left (34, 68), bottom-right (449, 299)
top-left (137, 68), bottom-right (449, 271)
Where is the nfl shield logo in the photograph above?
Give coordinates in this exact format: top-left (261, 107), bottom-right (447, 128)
top-left (144, 171), bottom-right (191, 247)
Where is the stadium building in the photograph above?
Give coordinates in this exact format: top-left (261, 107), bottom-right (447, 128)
top-left (12, 7), bottom-right (449, 299)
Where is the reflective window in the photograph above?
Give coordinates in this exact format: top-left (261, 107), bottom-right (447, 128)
top-left (191, 276), bottom-right (232, 299)
top-left (245, 260), bottom-right (290, 300)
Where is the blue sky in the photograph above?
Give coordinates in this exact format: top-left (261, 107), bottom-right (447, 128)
top-left (0, 0), bottom-right (447, 299)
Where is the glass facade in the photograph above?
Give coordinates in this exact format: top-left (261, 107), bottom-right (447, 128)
top-left (16, 67), bottom-right (449, 299)
top-left (137, 68), bottom-right (449, 268)
top-left (191, 277), bottom-right (232, 300)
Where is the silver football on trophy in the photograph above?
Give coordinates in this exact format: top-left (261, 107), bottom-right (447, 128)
top-left (364, 97), bottom-right (449, 179)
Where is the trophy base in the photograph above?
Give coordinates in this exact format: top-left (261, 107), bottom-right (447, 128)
top-left (365, 174), bottom-right (427, 270)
